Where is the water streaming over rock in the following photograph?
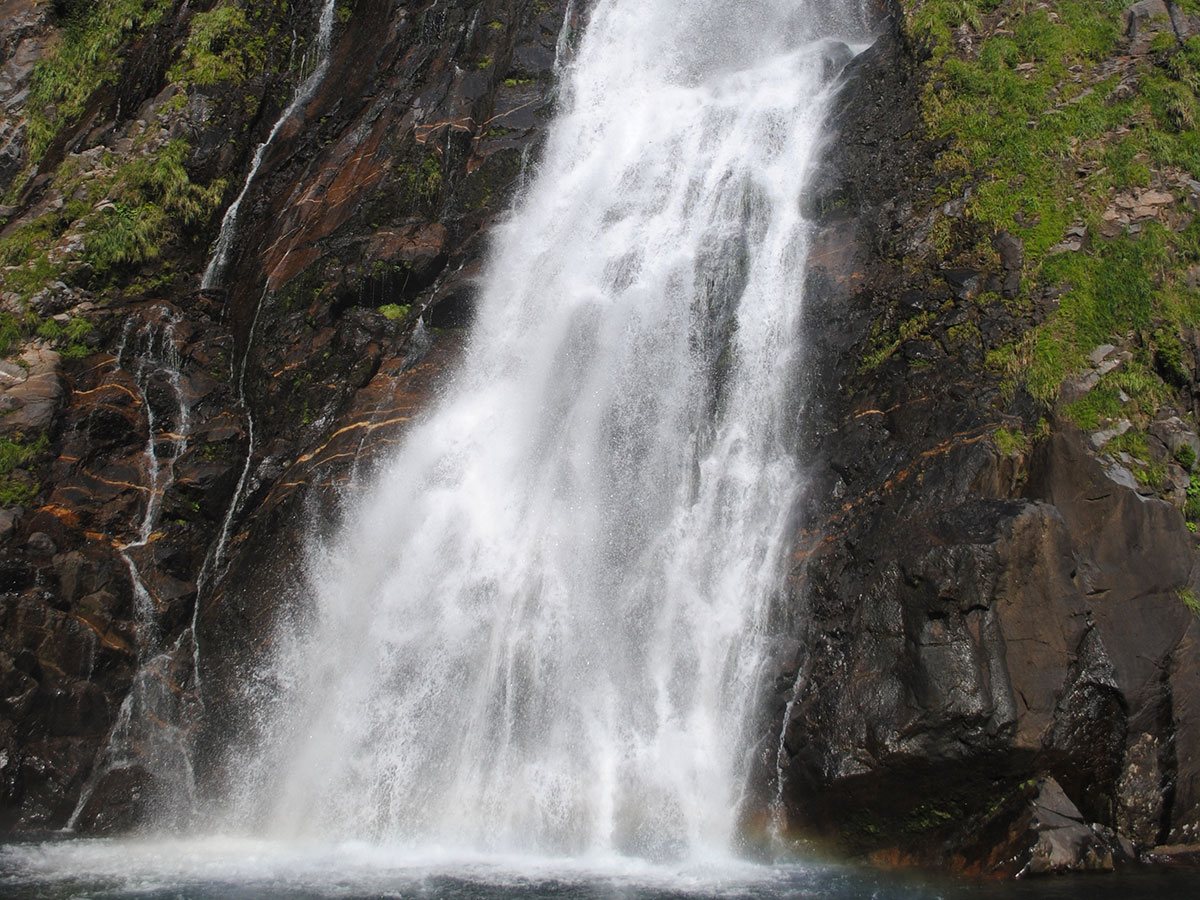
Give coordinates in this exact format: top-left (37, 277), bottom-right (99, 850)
top-left (200, 0), bottom-right (339, 290)
top-left (69, 306), bottom-right (199, 830)
top-left (225, 0), bottom-right (874, 861)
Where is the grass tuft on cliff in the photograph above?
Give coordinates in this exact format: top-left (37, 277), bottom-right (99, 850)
top-left (0, 139), bottom-right (226, 298)
top-left (171, 3), bottom-right (266, 87)
top-left (26, 0), bottom-right (175, 163)
top-left (906, 0), bottom-right (1200, 418)
top-left (0, 432), bottom-right (49, 507)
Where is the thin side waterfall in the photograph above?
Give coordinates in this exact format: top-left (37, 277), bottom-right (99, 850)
top-left (195, 287), bottom-right (268, 597)
top-left (227, 0), bottom-right (873, 861)
top-left (69, 307), bottom-right (198, 829)
top-left (200, 0), bottom-right (338, 289)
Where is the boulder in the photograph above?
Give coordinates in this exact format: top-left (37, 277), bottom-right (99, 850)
top-left (1020, 778), bottom-right (1132, 876)
top-left (1125, 1), bottom-right (1176, 54)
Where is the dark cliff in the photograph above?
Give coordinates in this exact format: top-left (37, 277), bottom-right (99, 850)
top-left (0, 0), bottom-right (1197, 879)
top-left (768, 0), bottom-right (1200, 875)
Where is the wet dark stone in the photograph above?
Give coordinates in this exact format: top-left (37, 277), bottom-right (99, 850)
top-left (24, 533), bottom-right (56, 557)
top-left (72, 765), bottom-right (153, 835)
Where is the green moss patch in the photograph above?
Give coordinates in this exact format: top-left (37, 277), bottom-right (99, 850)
top-left (906, 1), bottom-right (1200, 416)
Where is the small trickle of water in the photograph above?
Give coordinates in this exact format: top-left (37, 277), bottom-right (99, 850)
top-left (201, 0), bottom-right (339, 289)
top-left (69, 306), bottom-right (199, 828)
top-left (220, 0), bottom-right (874, 861)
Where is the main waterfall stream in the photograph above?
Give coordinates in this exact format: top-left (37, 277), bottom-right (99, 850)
top-left (223, 0), bottom-right (872, 859)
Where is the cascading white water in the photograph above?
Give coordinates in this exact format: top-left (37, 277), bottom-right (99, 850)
top-left (230, 0), bottom-right (873, 861)
top-left (69, 307), bottom-right (198, 828)
top-left (201, 0), bottom-right (339, 289)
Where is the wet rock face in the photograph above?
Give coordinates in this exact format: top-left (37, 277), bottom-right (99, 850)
top-left (765, 4), bottom-right (1200, 873)
top-left (0, 0), bottom-right (578, 832)
top-left (0, 296), bottom-right (246, 831)
top-left (0, 0), bottom-right (53, 195)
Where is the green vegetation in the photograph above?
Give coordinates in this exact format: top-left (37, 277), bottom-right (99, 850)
top-left (0, 311), bottom-right (40, 358)
top-left (0, 203), bottom-right (84, 297)
top-left (1108, 428), bottom-right (1167, 488)
top-left (905, 0), bottom-right (1200, 421)
top-left (992, 426), bottom-right (1029, 457)
top-left (0, 432), bottom-right (49, 507)
top-left (26, 0), bottom-right (174, 162)
top-left (902, 800), bottom-right (961, 834)
top-left (920, 1), bottom-right (1128, 257)
top-left (0, 309), bottom-right (95, 361)
top-left (1180, 587), bottom-right (1200, 615)
top-left (400, 153), bottom-right (445, 210)
top-left (170, 3), bottom-right (266, 87)
top-left (0, 139), bottom-right (225, 298)
top-left (1175, 443), bottom-right (1197, 470)
top-left (37, 316), bottom-right (95, 359)
top-left (1187, 470), bottom-right (1200, 521)
top-left (378, 303), bottom-right (410, 321)
top-left (860, 311), bottom-right (934, 371)
top-left (84, 140), bottom-right (227, 279)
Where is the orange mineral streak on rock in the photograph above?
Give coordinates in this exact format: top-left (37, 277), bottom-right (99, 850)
top-left (70, 383), bottom-right (143, 404)
top-left (36, 504), bottom-right (82, 528)
top-left (290, 414), bottom-right (416, 468)
top-left (414, 118), bottom-right (476, 142)
top-left (70, 613), bottom-right (133, 654)
top-left (264, 116), bottom-right (393, 291)
top-left (806, 427), bottom-right (997, 540)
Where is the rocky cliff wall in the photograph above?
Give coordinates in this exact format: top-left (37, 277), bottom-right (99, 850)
top-left (766, 0), bottom-right (1200, 875)
top-left (0, 0), bottom-right (1197, 880)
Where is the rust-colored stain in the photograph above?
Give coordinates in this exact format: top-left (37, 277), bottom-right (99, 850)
top-left (271, 360), bottom-right (307, 378)
top-left (70, 613), bottom-right (132, 653)
top-left (793, 425), bottom-right (996, 560)
top-left (414, 118), bottom-right (476, 142)
top-left (265, 116), bottom-right (392, 289)
top-left (291, 414), bottom-right (415, 468)
top-left (71, 382), bottom-right (142, 404)
top-left (36, 504), bottom-right (83, 528)
top-left (73, 355), bottom-right (120, 378)
top-left (850, 396), bottom-right (933, 420)
top-left (74, 473), bottom-right (151, 494)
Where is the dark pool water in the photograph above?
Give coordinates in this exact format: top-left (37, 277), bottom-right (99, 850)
top-left (0, 838), bottom-right (1197, 900)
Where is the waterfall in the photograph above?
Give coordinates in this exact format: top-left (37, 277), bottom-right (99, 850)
top-left (201, 0), bottom-right (339, 289)
top-left (228, 0), bottom-right (873, 861)
top-left (69, 306), bottom-right (199, 829)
